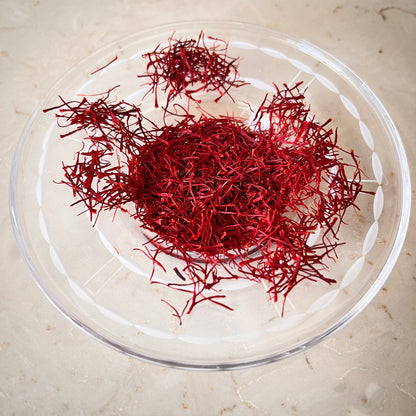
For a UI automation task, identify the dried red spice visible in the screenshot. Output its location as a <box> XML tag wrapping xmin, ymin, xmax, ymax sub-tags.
<box><xmin>45</xmin><ymin>33</ymin><xmax>367</xmax><ymax>323</ymax></box>
<box><xmin>90</xmin><ymin>55</ymin><xmax>118</xmax><ymax>75</ymax></box>
<box><xmin>46</xmin><ymin>84</ymin><xmax>364</xmax><ymax>319</ymax></box>
<box><xmin>139</xmin><ymin>31</ymin><xmax>247</xmax><ymax>107</ymax></box>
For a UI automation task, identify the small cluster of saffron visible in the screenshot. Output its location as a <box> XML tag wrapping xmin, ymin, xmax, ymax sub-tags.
<box><xmin>45</xmin><ymin>32</ymin><xmax>365</xmax><ymax>323</ymax></box>
<box><xmin>139</xmin><ymin>31</ymin><xmax>247</xmax><ymax>107</ymax></box>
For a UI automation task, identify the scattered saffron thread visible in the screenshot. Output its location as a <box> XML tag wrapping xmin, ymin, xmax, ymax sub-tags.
<box><xmin>90</xmin><ymin>55</ymin><xmax>118</xmax><ymax>75</ymax></box>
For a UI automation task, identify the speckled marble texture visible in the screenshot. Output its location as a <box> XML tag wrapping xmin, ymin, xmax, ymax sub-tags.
<box><xmin>1</xmin><ymin>0</ymin><xmax>415</xmax><ymax>415</ymax></box>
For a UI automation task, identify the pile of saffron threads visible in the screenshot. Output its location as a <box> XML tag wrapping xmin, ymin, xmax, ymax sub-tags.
<box><xmin>139</xmin><ymin>31</ymin><xmax>247</xmax><ymax>107</ymax></box>
<box><xmin>45</xmin><ymin>33</ymin><xmax>365</xmax><ymax>323</ymax></box>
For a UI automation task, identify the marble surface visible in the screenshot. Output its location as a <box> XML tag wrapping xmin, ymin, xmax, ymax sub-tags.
<box><xmin>1</xmin><ymin>0</ymin><xmax>415</xmax><ymax>414</ymax></box>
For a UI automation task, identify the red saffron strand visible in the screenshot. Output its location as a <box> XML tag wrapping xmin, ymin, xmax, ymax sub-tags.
<box><xmin>90</xmin><ymin>55</ymin><xmax>118</xmax><ymax>75</ymax></box>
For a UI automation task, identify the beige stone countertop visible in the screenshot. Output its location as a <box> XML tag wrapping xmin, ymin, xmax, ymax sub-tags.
<box><xmin>1</xmin><ymin>0</ymin><xmax>415</xmax><ymax>415</ymax></box>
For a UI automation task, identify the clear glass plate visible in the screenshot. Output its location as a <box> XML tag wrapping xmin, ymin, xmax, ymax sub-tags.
<box><xmin>9</xmin><ymin>21</ymin><xmax>411</xmax><ymax>370</ymax></box>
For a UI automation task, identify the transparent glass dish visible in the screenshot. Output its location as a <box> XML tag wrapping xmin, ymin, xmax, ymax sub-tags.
<box><xmin>10</xmin><ymin>21</ymin><xmax>411</xmax><ymax>370</ymax></box>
